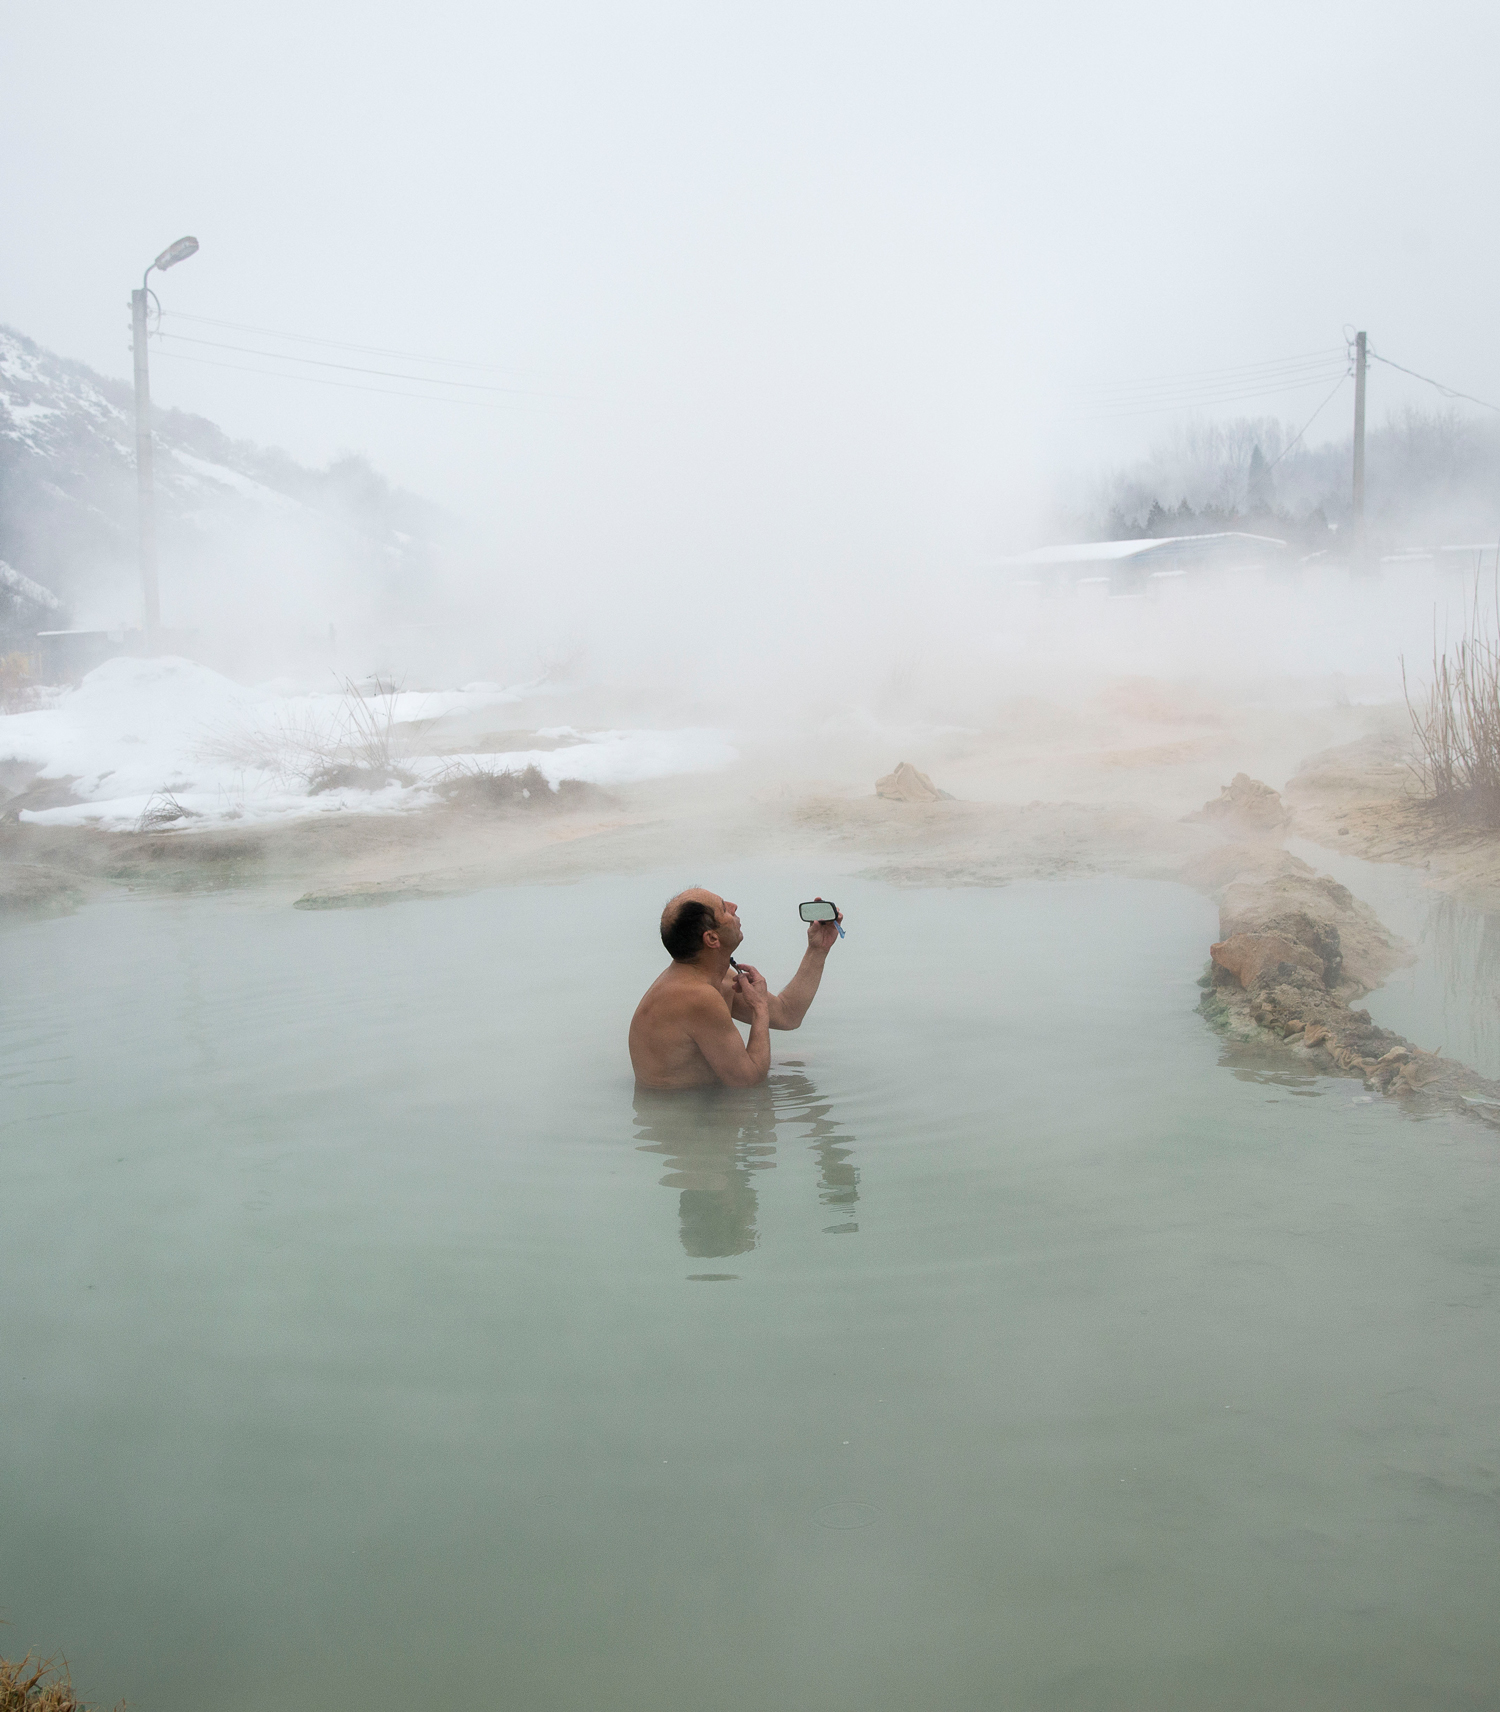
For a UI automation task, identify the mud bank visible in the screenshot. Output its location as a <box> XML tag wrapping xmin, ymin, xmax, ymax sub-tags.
<box><xmin>1288</xmin><ymin>733</ymin><xmax>1500</xmax><ymax>911</ymax></box>
<box><xmin>0</xmin><ymin>773</ymin><xmax>654</xmax><ymax>919</ymax></box>
<box><xmin>1</xmin><ymin>746</ymin><xmax>1235</xmax><ymax>921</ymax></box>
<box><xmin>0</xmin><ymin>736</ymin><xmax>1460</xmax><ymax>931</ymax></box>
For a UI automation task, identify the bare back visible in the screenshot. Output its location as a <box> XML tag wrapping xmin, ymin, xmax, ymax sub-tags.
<box><xmin>630</xmin><ymin>961</ymin><xmax>771</xmax><ymax>1089</ymax></box>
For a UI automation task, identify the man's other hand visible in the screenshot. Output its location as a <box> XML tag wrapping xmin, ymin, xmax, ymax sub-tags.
<box><xmin>735</xmin><ymin>965</ymin><xmax>770</xmax><ymax>1012</ymax></box>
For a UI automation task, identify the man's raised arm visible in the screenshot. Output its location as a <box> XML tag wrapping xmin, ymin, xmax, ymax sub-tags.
<box><xmin>731</xmin><ymin>910</ymin><xmax>841</xmax><ymax>1031</ymax></box>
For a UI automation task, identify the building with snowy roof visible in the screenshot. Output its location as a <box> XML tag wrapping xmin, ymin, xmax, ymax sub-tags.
<box><xmin>999</xmin><ymin>531</ymin><xmax>1289</xmax><ymax>594</ymax></box>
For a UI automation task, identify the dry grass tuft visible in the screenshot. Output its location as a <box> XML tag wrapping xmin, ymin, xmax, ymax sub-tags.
<box><xmin>0</xmin><ymin>1651</ymin><xmax>119</xmax><ymax>1712</ymax></box>
<box><xmin>201</xmin><ymin>676</ymin><xmax>417</xmax><ymax>792</ymax></box>
<box><xmin>136</xmin><ymin>790</ymin><xmax>202</xmax><ymax>833</ymax></box>
<box><xmin>1404</xmin><ymin>573</ymin><xmax>1500</xmax><ymax>828</ymax></box>
<box><xmin>336</xmin><ymin>676</ymin><xmax>406</xmax><ymax>774</ymax></box>
<box><xmin>306</xmin><ymin>762</ymin><xmax>413</xmax><ymax>795</ymax></box>
<box><xmin>0</xmin><ymin>651</ymin><xmax>39</xmax><ymax>713</ymax></box>
<box><xmin>435</xmin><ymin>761</ymin><xmax>596</xmax><ymax>812</ymax></box>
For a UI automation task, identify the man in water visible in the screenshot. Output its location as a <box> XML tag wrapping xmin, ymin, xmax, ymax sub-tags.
<box><xmin>629</xmin><ymin>888</ymin><xmax>843</xmax><ymax>1088</ymax></box>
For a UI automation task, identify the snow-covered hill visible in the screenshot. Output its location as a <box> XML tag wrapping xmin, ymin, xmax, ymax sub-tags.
<box><xmin>0</xmin><ymin>325</ymin><xmax>445</xmax><ymax>651</ymax></box>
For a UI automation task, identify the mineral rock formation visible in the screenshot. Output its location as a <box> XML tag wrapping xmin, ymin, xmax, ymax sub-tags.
<box><xmin>1184</xmin><ymin>843</ymin><xmax>1401</xmax><ymax>997</ymax></box>
<box><xmin>1209</xmin><ymin>931</ymin><xmax>1325</xmax><ymax>989</ymax></box>
<box><xmin>875</xmin><ymin>762</ymin><xmax>953</xmax><ymax>803</ymax></box>
<box><xmin>1190</xmin><ymin>772</ymin><xmax>1291</xmax><ymax>833</ymax></box>
<box><xmin>1198</xmin><ymin>856</ymin><xmax>1500</xmax><ymax>1122</ymax></box>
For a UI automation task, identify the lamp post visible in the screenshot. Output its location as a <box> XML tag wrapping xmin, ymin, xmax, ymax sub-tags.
<box><xmin>131</xmin><ymin>235</ymin><xmax>198</xmax><ymax>651</ymax></box>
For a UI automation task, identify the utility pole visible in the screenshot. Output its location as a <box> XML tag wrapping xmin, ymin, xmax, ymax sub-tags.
<box><xmin>130</xmin><ymin>283</ymin><xmax>159</xmax><ymax>647</ymax></box>
<box><xmin>1351</xmin><ymin>329</ymin><xmax>1367</xmax><ymax>557</ymax></box>
<box><xmin>129</xmin><ymin>235</ymin><xmax>199</xmax><ymax>652</ymax></box>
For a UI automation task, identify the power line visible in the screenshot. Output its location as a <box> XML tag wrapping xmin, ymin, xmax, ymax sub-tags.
<box><xmin>151</xmin><ymin>347</ymin><xmax>514</xmax><ymax>407</ymax></box>
<box><xmin>1080</xmin><ymin>333</ymin><xmax>1500</xmax><ymax>429</ymax></box>
<box><xmin>1084</xmin><ymin>348</ymin><xmax>1346</xmax><ymax>399</ymax></box>
<box><xmin>1366</xmin><ymin>347</ymin><xmax>1500</xmax><ymax>415</ymax></box>
<box><xmin>1082</xmin><ymin>346</ymin><xmax>1349</xmax><ymax>416</ymax></box>
<box><xmin>155</xmin><ymin>330</ymin><xmax>575</xmax><ymax>398</ymax></box>
<box><xmin>160</xmin><ymin>309</ymin><xmax>527</xmax><ymax>375</ymax></box>
<box><xmin>1089</xmin><ymin>347</ymin><xmax>1346</xmax><ymax>387</ymax></box>
<box><xmin>1086</xmin><ymin>368</ymin><xmax>1350</xmax><ymax>420</ymax></box>
<box><xmin>1089</xmin><ymin>372</ymin><xmax>1348</xmax><ymax>414</ymax></box>
<box><xmin>1263</xmin><ymin>371</ymin><xmax>1350</xmax><ymax>470</ymax></box>
<box><xmin>1087</xmin><ymin>361</ymin><xmax>1346</xmax><ymax>408</ymax></box>
<box><xmin>1089</xmin><ymin>364</ymin><xmax>1348</xmax><ymax>404</ymax></box>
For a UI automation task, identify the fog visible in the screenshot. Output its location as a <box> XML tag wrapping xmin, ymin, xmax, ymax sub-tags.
<box><xmin>13</xmin><ymin>15</ymin><xmax>1500</xmax><ymax>1702</ymax></box>
<box><xmin>3</xmin><ymin>0</ymin><xmax>1499</xmax><ymax>738</ymax></box>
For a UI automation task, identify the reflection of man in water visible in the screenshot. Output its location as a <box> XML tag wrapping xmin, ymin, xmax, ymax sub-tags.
<box><xmin>633</xmin><ymin>1085</ymin><xmax>776</xmax><ymax>1256</ymax></box>
<box><xmin>629</xmin><ymin>888</ymin><xmax>842</xmax><ymax>1088</ymax></box>
<box><xmin>633</xmin><ymin>1071</ymin><xmax>859</xmax><ymax>1256</ymax></box>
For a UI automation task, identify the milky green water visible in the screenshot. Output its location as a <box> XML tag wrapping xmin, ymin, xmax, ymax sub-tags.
<box><xmin>3</xmin><ymin>871</ymin><xmax>1498</xmax><ymax>1712</ymax></box>
<box><xmin>1287</xmin><ymin>836</ymin><xmax>1500</xmax><ymax>1082</ymax></box>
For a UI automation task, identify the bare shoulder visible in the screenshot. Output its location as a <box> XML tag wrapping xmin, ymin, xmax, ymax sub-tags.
<box><xmin>651</xmin><ymin>980</ymin><xmax>736</xmax><ymax>1041</ymax></box>
<box><xmin>675</xmin><ymin>982</ymin><xmax>732</xmax><ymax>1021</ymax></box>
<box><xmin>632</xmin><ymin>968</ymin><xmax>723</xmax><ymax>1024</ymax></box>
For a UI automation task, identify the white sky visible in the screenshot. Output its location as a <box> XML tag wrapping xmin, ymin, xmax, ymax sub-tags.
<box><xmin>3</xmin><ymin>0</ymin><xmax>1496</xmax><ymax>569</ymax></box>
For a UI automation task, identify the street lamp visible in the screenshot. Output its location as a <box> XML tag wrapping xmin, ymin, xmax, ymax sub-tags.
<box><xmin>131</xmin><ymin>235</ymin><xmax>199</xmax><ymax>650</ymax></box>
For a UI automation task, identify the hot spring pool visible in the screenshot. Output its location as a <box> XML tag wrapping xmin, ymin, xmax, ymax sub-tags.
<box><xmin>3</xmin><ymin>870</ymin><xmax>1498</xmax><ymax>1710</ymax></box>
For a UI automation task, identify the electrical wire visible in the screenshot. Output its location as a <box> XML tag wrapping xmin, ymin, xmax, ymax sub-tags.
<box><xmin>1088</xmin><ymin>347</ymin><xmax>1346</xmax><ymax>385</ymax></box>
<box><xmin>154</xmin><ymin>330</ymin><xmax>575</xmax><ymax>398</ymax></box>
<box><xmin>1081</xmin><ymin>347</ymin><xmax>1349</xmax><ymax>416</ymax></box>
<box><xmin>1088</xmin><ymin>374</ymin><xmax>1348</xmax><ymax>415</ymax></box>
<box><xmin>1086</xmin><ymin>363</ymin><xmax>1347</xmax><ymax>406</ymax></box>
<box><xmin>151</xmin><ymin>347</ymin><xmax>515</xmax><ymax>407</ymax></box>
<box><xmin>1085</xmin><ymin>368</ymin><xmax>1350</xmax><ymax>419</ymax></box>
<box><xmin>1366</xmin><ymin>347</ymin><xmax>1500</xmax><ymax>415</ymax></box>
<box><xmin>1263</xmin><ymin>370</ymin><xmax>1350</xmax><ymax>471</ymax></box>
<box><xmin>160</xmin><ymin>309</ymin><xmax>528</xmax><ymax>375</ymax></box>
<box><xmin>1084</xmin><ymin>348</ymin><xmax>1347</xmax><ymax>400</ymax></box>
<box><xmin>1088</xmin><ymin>377</ymin><xmax>1347</xmax><ymax>406</ymax></box>
<box><xmin>1088</xmin><ymin>367</ymin><xmax>1347</xmax><ymax>404</ymax></box>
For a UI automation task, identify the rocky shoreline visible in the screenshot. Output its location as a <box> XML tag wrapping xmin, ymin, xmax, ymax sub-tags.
<box><xmin>1190</xmin><ymin>781</ymin><xmax>1500</xmax><ymax>1126</ymax></box>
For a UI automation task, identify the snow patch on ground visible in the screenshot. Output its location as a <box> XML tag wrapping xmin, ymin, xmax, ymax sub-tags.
<box><xmin>1</xmin><ymin>656</ymin><xmax>737</xmax><ymax>831</ymax></box>
<box><xmin>409</xmin><ymin>729</ymin><xmax>738</xmax><ymax>790</ymax></box>
<box><xmin>167</xmin><ymin>449</ymin><xmax>303</xmax><ymax>510</ymax></box>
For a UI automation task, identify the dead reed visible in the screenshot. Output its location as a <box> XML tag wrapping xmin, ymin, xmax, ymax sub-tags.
<box><xmin>335</xmin><ymin>675</ymin><xmax>402</xmax><ymax>773</ymax></box>
<box><xmin>435</xmin><ymin>760</ymin><xmax>594</xmax><ymax>811</ymax></box>
<box><xmin>0</xmin><ymin>651</ymin><xmax>38</xmax><ymax>713</ymax></box>
<box><xmin>135</xmin><ymin>790</ymin><xmax>201</xmax><ymax>833</ymax></box>
<box><xmin>306</xmin><ymin>683</ymin><xmax>414</xmax><ymax>791</ymax></box>
<box><xmin>201</xmin><ymin>675</ymin><xmax>415</xmax><ymax>792</ymax></box>
<box><xmin>0</xmin><ymin>1651</ymin><xmax>118</xmax><ymax>1712</ymax></box>
<box><xmin>1403</xmin><ymin>572</ymin><xmax>1500</xmax><ymax>829</ymax></box>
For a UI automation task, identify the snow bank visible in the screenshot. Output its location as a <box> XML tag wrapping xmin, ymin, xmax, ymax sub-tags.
<box><xmin>409</xmin><ymin>728</ymin><xmax>738</xmax><ymax>790</ymax></box>
<box><xmin>0</xmin><ymin>656</ymin><xmax>737</xmax><ymax>832</ymax></box>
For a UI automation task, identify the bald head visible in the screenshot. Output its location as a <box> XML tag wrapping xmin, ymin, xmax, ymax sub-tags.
<box><xmin>660</xmin><ymin>888</ymin><xmax>722</xmax><ymax>963</ymax></box>
<box><xmin>660</xmin><ymin>887</ymin><xmax>749</xmax><ymax>965</ymax></box>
